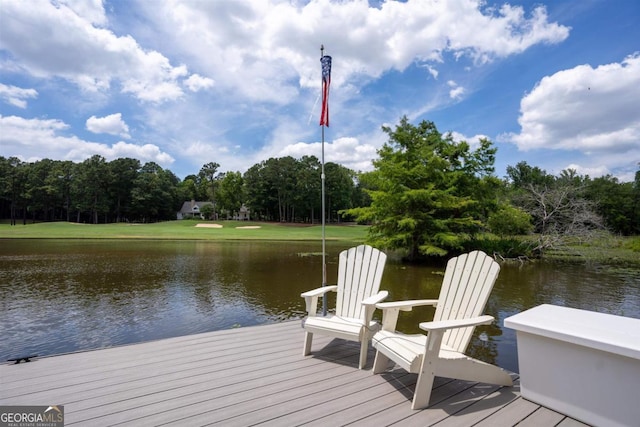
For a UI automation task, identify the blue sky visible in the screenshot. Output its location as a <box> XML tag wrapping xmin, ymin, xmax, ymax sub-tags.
<box><xmin>1</xmin><ymin>0</ymin><xmax>639</xmax><ymax>182</ymax></box>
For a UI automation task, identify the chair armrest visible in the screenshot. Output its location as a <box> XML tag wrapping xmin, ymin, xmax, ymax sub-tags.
<box><xmin>376</xmin><ymin>299</ymin><xmax>438</xmax><ymax>312</ymax></box>
<box><xmin>361</xmin><ymin>291</ymin><xmax>389</xmax><ymax>306</ymax></box>
<box><xmin>361</xmin><ymin>291</ymin><xmax>389</xmax><ymax>326</ymax></box>
<box><xmin>419</xmin><ymin>315</ymin><xmax>494</xmax><ymax>332</ymax></box>
<box><xmin>300</xmin><ymin>285</ymin><xmax>338</xmax><ymax>298</ymax></box>
<box><xmin>301</xmin><ymin>285</ymin><xmax>337</xmax><ymax>317</ymax></box>
<box><xmin>377</xmin><ymin>299</ymin><xmax>439</xmax><ymax>332</ymax></box>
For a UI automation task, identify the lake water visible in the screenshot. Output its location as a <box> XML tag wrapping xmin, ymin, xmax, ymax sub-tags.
<box><xmin>1</xmin><ymin>239</ymin><xmax>639</xmax><ymax>373</ymax></box>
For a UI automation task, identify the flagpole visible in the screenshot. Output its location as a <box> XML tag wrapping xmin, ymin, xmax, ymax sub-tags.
<box><xmin>320</xmin><ymin>44</ymin><xmax>327</xmax><ymax>317</ymax></box>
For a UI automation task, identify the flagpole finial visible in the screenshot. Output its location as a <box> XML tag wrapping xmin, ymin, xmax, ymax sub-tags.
<box><xmin>321</xmin><ymin>44</ymin><xmax>324</xmax><ymax>57</ymax></box>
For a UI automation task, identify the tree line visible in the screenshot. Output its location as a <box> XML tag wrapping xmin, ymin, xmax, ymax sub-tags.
<box><xmin>0</xmin><ymin>155</ymin><xmax>363</xmax><ymax>225</ymax></box>
<box><xmin>2</xmin><ymin>116</ymin><xmax>638</xmax><ymax>259</ymax></box>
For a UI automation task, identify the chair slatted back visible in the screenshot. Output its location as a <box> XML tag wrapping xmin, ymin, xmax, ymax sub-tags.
<box><xmin>434</xmin><ymin>251</ymin><xmax>500</xmax><ymax>353</ymax></box>
<box><xmin>336</xmin><ymin>245</ymin><xmax>387</xmax><ymax>319</ymax></box>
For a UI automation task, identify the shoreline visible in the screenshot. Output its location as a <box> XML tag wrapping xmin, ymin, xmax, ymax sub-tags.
<box><xmin>1</xmin><ymin>220</ymin><xmax>638</xmax><ymax>265</ymax></box>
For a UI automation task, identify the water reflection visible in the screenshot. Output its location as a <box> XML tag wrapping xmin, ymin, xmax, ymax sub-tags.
<box><xmin>1</xmin><ymin>240</ymin><xmax>638</xmax><ymax>374</ymax></box>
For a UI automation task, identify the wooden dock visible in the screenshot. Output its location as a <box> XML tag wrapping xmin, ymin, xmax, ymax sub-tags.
<box><xmin>1</xmin><ymin>321</ymin><xmax>587</xmax><ymax>426</ymax></box>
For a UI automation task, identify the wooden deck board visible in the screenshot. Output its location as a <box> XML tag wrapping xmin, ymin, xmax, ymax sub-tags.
<box><xmin>1</xmin><ymin>321</ymin><xmax>585</xmax><ymax>426</ymax></box>
<box><xmin>516</xmin><ymin>406</ymin><xmax>568</xmax><ymax>427</ymax></box>
<box><xmin>472</xmin><ymin>396</ymin><xmax>539</xmax><ymax>427</ymax></box>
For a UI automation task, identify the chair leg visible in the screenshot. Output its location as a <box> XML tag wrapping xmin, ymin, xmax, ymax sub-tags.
<box><xmin>373</xmin><ymin>350</ymin><xmax>390</xmax><ymax>374</ymax></box>
<box><xmin>358</xmin><ymin>340</ymin><xmax>369</xmax><ymax>369</ymax></box>
<box><xmin>411</xmin><ymin>369</ymin><xmax>435</xmax><ymax>410</ymax></box>
<box><xmin>303</xmin><ymin>331</ymin><xmax>313</xmax><ymax>356</ymax></box>
<box><xmin>412</xmin><ymin>330</ymin><xmax>443</xmax><ymax>410</ymax></box>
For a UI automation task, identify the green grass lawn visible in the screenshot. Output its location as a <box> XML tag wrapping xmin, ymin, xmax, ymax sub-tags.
<box><xmin>0</xmin><ymin>220</ymin><xmax>369</xmax><ymax>242</ymax></box>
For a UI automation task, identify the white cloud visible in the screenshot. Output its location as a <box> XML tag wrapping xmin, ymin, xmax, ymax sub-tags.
<box><xmin>0</xmin><ymin>83</ymin><xmax>38</xmax><ymax>108</ymax></box>
<box><xmin>447</xmin><ymin>80</ymin><xmax>465</xmax><ymax>100</ymax></box>
<box><xmin>0</xmin><ymin>0</ymin><xmax>198</xmax><ymax>103</ymax></box>
<box><xmin>449</xmin><ymin>131</ymin><xmax>489</xmax><ymax>150</ymax></box>
<box><xmin>465</xmin><ymin>4</ymin><xmax>570</xmax><ymax>61</ymax></box>
<box><xmin>423</xmin><ymin>65</ymin><xmax>439</xmax><ymax>79</ymax></box>
<box><xmin>86</xmin><ymin>113</ymin><xmax>130</xmax><ymax>138</ymax></box>
<box><xmin>184</xmin><ymin>74</ymin><xmax>215</xmax><ymax>92</ymax></box>
<box><xmin>563</xmin><ymin>163</ymin><xmax>611</xmax><ymax>179</ymax></box>
<box><xmin>135</xmin><ymin>0</ymin><xmax>569</xmax><ymax>101</ymax></box>
<box><xmin>0</xmin><ymin>115</ymin><xmax>174</xmax><ymax>166</ymax></box>
<box><xmin>183</xmin><ymin>140</ymin><xmax>233</xmax><ymax>163</ymax></box>
<box><xmin>507</xmin><ymin>53</ymin><xmax>640</xmax><ymax>180</ymax></box>
<box><xmin>328</xmin><ymin>136</ymin><xmax>379</xmax><ymax>171</ymax></box>
<box><xmin>0</xmin><ymin>0</ymin><xmax>575</xmax><ymax>178</ymax></box>
<box><xmin>511</xmin><ymin>53</ymin><xmax>640</xmax><ymax>152</ymax></box>
<box><xmin>110</xmin><ymin>141</ymin><xmax>174</xmax><ymax>165</ymax></box>
<box><xmin>279</xmin><ymin>136</ymin><xmax>378</xmax><ymax>172</ymax></box>
<box><xmin>512</xmin><ymin>54</ymin><xmax>640</xmax><ymax>152</ymax></box>
<box><xmin>59</xmin><ymin>0</ymin><xmax>107</xmax><ymax>26</ymax></box>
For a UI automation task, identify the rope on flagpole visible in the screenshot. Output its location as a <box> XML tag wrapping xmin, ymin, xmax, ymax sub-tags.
<box><xmin>308</xmin><ymin>92</ymin><xmax>321</xmax><ymax>125</ymax></box>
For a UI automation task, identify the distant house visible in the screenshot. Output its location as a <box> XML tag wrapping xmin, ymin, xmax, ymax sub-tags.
<box><xmin>234</xmin><ymin>205</ymin><xmax>250</xmax><ymax>221</ymax></box>
<box><xmin>219</xmin><ymin>204</ymin><xmax>251</xmax><ymax>220</ymax></box>
<box><xmin>177</xmin><ymin>200</ymin><xmax>214</xmax><ymax>220</ymax></box>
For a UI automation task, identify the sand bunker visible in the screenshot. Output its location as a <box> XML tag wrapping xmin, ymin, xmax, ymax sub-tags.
<box><xmin>235</xmin><ymin>226</ymin><xmax>261</xmax><ymax>229</ymax></box>
<box><xmin>195</xmin><ymin>223</ymin><xmax>223</xmax><ymax>228</ymax></box>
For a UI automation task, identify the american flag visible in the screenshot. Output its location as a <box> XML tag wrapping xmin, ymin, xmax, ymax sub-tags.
<box><xmin>320</xmin><ymin>55</ymin><xmax>332</xmax><ymax>127</ymax></box>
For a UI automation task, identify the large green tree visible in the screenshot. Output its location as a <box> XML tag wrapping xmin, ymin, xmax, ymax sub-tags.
<box><xmin>177</xmin><ymin>176</ymin><xmax>200</xmax><ymax>202</ymax></box>
<box><xmin>53</xmin><ymin>160</ymin><xmax>74</xmax><ymax>221</ymax></box>
<box><xmin>585</xmin><ymin>174</ymin><xmax>637</xmax><ymax>235</ymax></box>
<box><xmin>244</xmin><ymin>156</ymin><xmax>303</xmax><ymax>222</ymax></box>
<box><xmin>344</xmin><ymin>117</ymin><xmax>497</xmax><ymax>260</ymax></box>
<box><xmin>199</xmin><ymin>162</ymin><xmax>220</xmax><ymax>205</ymax></box>
<box><xmin>25</xmin><ymin>159</ymin><xmax>58</xmax><ymax>221</ymax></box>
<box><xmin>267</xmin><ymin>156</ymin><xmax>299</xmax><ymax>222</ymax></box>
<box><xmin>1</xmin><ymin>157</ymin><xmax>29</xmax><ymax>224</ymax></box>
<box><xmin>73</xmin><ymin>155</ymin><xmax>110</xmax><ymax>223</ymax></box>
<box><xmin>324</xmin><ymin>162</ymin><xmax>356</xmax><ymax>223</ymax></box>
<box><xmin>109</xmin><ymin>158</ymin><xmax>140</xmax><ymax>222</ymax></box>
<box><xmin>294</xmin><ymin>155</ymin><xmax>321</xmax><ymax>223</ymax></box>
<box><xmin>130</xmin><ymin>162</ymin><xmax>180</xmax><ymax>222</ymax></box>
<box><xmin>216</xmin><ymin>171</ymin><xmax>246</xmax><ymax>218</ymax></box>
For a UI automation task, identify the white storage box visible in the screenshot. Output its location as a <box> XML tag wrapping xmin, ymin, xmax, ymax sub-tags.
<box><xmin>504</xmin><ymin>304</ymin><xmax>640</xmax><ymax>427</ymax></box>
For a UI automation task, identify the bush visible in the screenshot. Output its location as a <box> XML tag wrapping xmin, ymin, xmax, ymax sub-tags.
<box><xmin>487</xmin><ymin>205</ymin><xmax>533</xmax><ymax>237</ymax></box>
<box><xmin>624</xmin><ymin>236</ymin><xmax>640</xmax><ymax>252</ymax></box>
<box><xmin>200</xmin><ymin>204</ymin><xmax>214</xmax><ymax>220</ymax></box>
<box><xmin>463</xmin><ymin>236</ymin><xmax>535</xmax><ymax>259</ymax></box>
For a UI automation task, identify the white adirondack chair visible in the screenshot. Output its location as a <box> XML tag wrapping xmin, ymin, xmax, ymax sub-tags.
<box><xmin>372</xmin><ymin>250</ymin><xmax>513</xmax><ymax>409</ymax></box>
<box><xmin>301</xmin><ymin>245</ymin><xmax>388</xmax><ymax>369</ymax></box>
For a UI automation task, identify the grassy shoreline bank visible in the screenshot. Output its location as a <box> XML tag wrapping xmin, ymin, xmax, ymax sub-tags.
<box><xmin>543</xmin><ymin>235</ymin><xmax>640</xmax><ymax>266</ymax></box>
<box><xmin>0</xmin><ymin>220</ymin><xmax>368</xmax><ymax>242</ymax></box>
<box><xmin>2</xmin><ymin>220</ymin><xmax>637</xmax><ymax>265</ymax></box>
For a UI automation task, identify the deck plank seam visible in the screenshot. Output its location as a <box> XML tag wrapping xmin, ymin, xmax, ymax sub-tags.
<box><xmin>1</xmin><ymin>325</ymin><xmax>306</xmax><ymax>382</ymax></box>
<box><xmin>72</xmin><ymin>363</ymin><xmax>369</xmax><ymax>426</ymax></box>
<box><xmin>61</xmin><ymin>347</ymin><xmax>365</xmax><ymax>422</ymax></box>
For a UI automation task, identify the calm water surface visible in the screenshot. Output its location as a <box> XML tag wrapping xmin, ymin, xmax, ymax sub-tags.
<box><xmin>1</xmin><ymin>239</ymin><xmax>639</xmax><ymax>373</ymax></box>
